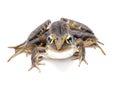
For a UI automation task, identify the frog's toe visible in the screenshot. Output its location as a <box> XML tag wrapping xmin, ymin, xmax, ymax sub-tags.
<box><xmin>77</xmin><ymin>56</ymin><xmax>88</xmax><ymax>67</ymax></box>
<box><xmin>28</xmin><ymin>63</ymin><xmax>41</xmax><ymax>72</ymax></box>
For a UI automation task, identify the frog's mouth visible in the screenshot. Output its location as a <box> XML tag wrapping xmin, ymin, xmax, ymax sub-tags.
<box><xmin>46</xmin><ymin>45</ymin><xmax>78</xmax><ymax>59</ymax></box>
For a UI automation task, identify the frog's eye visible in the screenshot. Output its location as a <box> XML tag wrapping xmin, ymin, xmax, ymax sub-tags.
<box><xmin>66</xmin><ymin>35</ymin><xmax>73</xmax><ymax>44</ymax></box>
<box><xmin>47</xmin><ymin>35</ymin><xmax>54</xmax><ymax>44</ymax></box>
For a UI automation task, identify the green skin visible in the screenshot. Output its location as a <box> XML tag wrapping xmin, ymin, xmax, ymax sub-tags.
<box><xmin>8</xmin><ymin>18</ymin><xmax>105</xmax><ymax>72</ymax></box>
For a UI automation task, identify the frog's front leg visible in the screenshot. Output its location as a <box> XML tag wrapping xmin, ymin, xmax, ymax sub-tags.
<box><xmin>73</xmin><ymin>39</ymin><xmax>88</xmax><ymax>67</ymax></box>
<box><xmin>28</xmin><ymin>47</ymin><xmax>46</xmax><ymax>72</ymax></box>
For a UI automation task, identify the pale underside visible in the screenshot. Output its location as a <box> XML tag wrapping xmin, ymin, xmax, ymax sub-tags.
<box><xmin>45</xmin><ymin>45</ymin><xmax>78</xmax><ymax>59</ymax></box>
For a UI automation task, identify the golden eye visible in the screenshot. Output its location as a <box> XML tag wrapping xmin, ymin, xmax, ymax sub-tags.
<box><xmin>66</xmin><ymin>35</ymin><xmax>73</xmax><ymax>44</ymax></box>
<box><xmin>47</xmin><ymin>35</ymin><xmax>54</xmax><ymax>44</ymax></box>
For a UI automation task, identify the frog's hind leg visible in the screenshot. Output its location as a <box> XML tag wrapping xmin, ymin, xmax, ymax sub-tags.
<box><xmin>8</xmin><ymin>42</ymin><xmax>25</xmax><ymax>52</ymax></box>
<box><xmin>60</xmin><ymin>18</ymin><xmax>94</xmax><ymax>34</ymax></box>
<box><xmin>8</xmin><ymin>42</ymin><xmax>26</xmax><ymax>62</ymax></box>
<box><xmin>95</xmin><ymin>41</ymin><xmax>106</xmax><ymax>55</ymax></box>
<box><xmin>7</xmin><ymin>47</ymin><xmax>24</xmax><ymax>62</ymax></box>
<box><xmin>84</xmin><ymin>37</ymin><xmax>106</xmax><ymax>55</ymax></box>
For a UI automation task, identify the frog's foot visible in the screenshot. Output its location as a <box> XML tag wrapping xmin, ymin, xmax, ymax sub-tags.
<box><xmin>28</xmin><ymin>47</ymin><xmax>46</xmax><ymax>72</ymax></box>
<box><xmin>84</xmin><ymin>37</ymin><xmax>106</xmax><ymax>55</ymax></box>
<box><xmin>8</xmin><ymin>48</ymin><xmax>24</xmax><ymax>62</ymax></box>
<box><xmin>7</xmin><ymin>42</ymin><xmax>25</xmax><ymax>62</ymax></box>
<box><xmin>73</xmin><ymin>39</ymin><xmax>88</xmax><ymax>67</ymax></box>
<box><xmin>96</xmin><ymin>41</ymin><xmax>106</xmax><ymax>55</ymax></box>
<box><xmin>73</xmin><ymin>52</ymin><xmax>88</xmax><ymax>67</ymax></box>
<box><xmin>28</xmin><ymin>57</ymin><xmax>45</xmax><ymax>72</ymax></box>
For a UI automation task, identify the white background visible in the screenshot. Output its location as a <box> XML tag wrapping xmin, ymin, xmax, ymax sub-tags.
<box><xmin>0</xmin><ymin>0</ymin><xmax>120</xmax><ymax>89</ymax></box>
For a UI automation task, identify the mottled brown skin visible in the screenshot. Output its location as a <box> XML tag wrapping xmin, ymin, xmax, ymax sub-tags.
<box><xmin>8</xmin><ymin>18</ymin><xmax>105</xmax><ymax>72</ymax></box>
<box><xmin>61</xmin><ymin>18</ymin><xmax>94</xmax><ymax>34</ymax></box>
<box><xmin>8</xmin><ymin>20</ymin><xmax>51</xmax><ymax>62</ymax></box>
<box><xmin>61</xmin><ymin>18</ymin><xmax>105</xmax><ymax>55</ymax></box>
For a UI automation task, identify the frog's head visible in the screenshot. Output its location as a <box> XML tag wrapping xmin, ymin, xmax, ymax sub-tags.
<box><xmin>47</xmin><ymin>21</ymin><xmax>74</xmax><ymax>51</ymax></box>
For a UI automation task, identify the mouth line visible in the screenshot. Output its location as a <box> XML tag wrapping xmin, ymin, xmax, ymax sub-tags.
<box><xmin>46</xmin><ymin>45</ymin><xmax>75</xmax><ymax>52</ymax></box>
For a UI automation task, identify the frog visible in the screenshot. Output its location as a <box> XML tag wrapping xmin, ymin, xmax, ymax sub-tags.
<box><xmin>8</xmin><ymin>18</ymin><xmax>105</xmax><ymax>72</ymax></box>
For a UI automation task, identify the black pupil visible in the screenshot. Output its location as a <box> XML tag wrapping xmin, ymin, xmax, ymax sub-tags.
<box><xmin>48</xmin><ymin>37</ymin><xmax>52</xmax><ymax>43</ymax></box>
<box><xmin>67</xmin><ymin>37</ymin><xmax>72</xmax><ymax>43</ymax></box>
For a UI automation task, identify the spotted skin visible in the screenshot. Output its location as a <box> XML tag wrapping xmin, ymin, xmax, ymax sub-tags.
<box><xmin>8</xmin><ymin>20</ymin><xmax>51</xmax><ymax>62</ymax></box>
<box><xmin>8</xmin><ymin>18</ymin><xmax>105</xmax><ymax>72</ymax></box>
<box><xmin>27</xmin><ymin>20</ymin><xmax>51</xmax><ymax>42</ymax></box>
<box><xmin>61</xmin><ymin>18</ymin><xmax>105</xmax><ymax>55</ymax></box>
<box><xmin>61</xmin><ymin>18</ymin><xmax>94</xmax><ymax>34</ymax></box>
